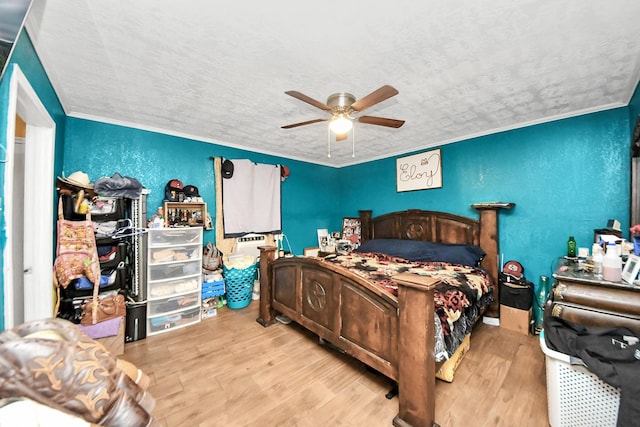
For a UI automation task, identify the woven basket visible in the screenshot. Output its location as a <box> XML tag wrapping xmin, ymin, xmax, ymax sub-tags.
<box><xmin>223</xmin><ymin>263</ymin><xmax>257</xmax><ymax>309</ymax></box>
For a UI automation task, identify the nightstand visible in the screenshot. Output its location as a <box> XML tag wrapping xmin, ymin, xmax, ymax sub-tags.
<box><xmin>549</xmin><ymin>259</ymin><xmax>640</xmax><ymax>333</ymax></box>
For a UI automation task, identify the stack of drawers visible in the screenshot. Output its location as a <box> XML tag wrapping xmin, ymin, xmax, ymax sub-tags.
<box><xmin>146</xmin><ymin>228</ymin><xmax>203</xmax><ymax>335</ymax></box>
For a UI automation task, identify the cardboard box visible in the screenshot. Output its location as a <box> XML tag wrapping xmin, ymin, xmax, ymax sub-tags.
<box><xmin>95</xmin><ymin>316</ymin><xmax>125</xmax><ymax>356</ymax></box>
<box><xmin>500</xmin><ymin>305</ymin><xmax>531</xmax><ymax>335</ymax></box>
<box><xmin>202</xmin><ymin>307</ymin><xmax>218</xmax><ymax>319</ymax></box>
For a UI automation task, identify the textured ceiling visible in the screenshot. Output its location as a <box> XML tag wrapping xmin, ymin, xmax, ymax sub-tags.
<box><xmin>24</xmin><ymin>0</ymin><xmax>640</xmax><ymax>167</ymax></box>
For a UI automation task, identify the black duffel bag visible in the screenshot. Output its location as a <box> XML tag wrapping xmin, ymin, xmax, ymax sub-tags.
<box><xmin>499</xmin><ymin>271</ymin><xmax>533</xmax><ymax>310</ymax></box>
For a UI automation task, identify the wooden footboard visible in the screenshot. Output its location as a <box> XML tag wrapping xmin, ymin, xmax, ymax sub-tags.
<box><xmin>257</xmin><ymin>246</ymin><xmax>439</xmax><ymax>427</ymax></box>
<box><xmin>256</xmin><ymin>205</ymin><xmax>510</xmax><ymax>426</ymax></box>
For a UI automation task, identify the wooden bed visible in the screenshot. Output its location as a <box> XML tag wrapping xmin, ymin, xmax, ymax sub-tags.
<box><xmin>257</xmin><ymin>205</ymin><xmax>509</xmax><ymax>427</ymax></box>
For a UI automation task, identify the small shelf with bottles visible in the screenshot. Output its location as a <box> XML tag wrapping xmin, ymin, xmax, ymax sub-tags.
<box><xmin>163</xmin><ymin>201</ymin><xmax>208</xmax><ymax>228</ymax></box>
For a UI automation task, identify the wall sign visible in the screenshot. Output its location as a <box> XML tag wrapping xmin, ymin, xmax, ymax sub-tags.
<box><xmin>396</xmin><ymin>148</ymin><xmax>442</xmax><ymax>192</ymax></box>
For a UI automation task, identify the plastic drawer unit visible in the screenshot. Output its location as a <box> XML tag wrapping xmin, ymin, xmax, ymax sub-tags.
<box><xmin>146</xmin><ymin>228</ymin><xmax>202</xmax><ymax>335</ymax></box>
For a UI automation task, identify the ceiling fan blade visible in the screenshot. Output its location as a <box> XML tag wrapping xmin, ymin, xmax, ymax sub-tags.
<box><xmin>281</xmin><ymin>118</ymin><xmax>327</xmax><ymax>129</ymax></box>
<box><xmin>285</xmin><ymin>91</ymin><xmax>332</xmax><ymax>111</ymax></box>
<box><xmin>350</xmin><ymin>85</ymin><xmax>399</xmax><ymax>112</ymax></box>
<box><xmin>358</xmin><ymin>116</ymin><xmax>405</xmax><ymax>128</ymax></box>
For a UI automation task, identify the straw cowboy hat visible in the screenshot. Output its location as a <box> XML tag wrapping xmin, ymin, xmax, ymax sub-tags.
<box><xmin>57</xmin><ymin>171</ymin><xmax>93</xmax><ymax>189</ymax></box>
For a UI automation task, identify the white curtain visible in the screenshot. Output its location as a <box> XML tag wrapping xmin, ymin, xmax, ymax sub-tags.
<box><xmin>222</xmin><ymin>159</ymin><xmax>281</xmax><ymax>237</ymax></box>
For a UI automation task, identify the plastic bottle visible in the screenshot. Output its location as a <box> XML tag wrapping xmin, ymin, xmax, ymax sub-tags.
<box><xmin>149</xmin><ymin>207</ymin><xmax>164</xmax><ymax>228</ymax></box>
<box><xmin>602</xmin><ymin>243</ymin><xmax>622</xmax><ymax>282</ymax></box>
<box><xmin>592</xmin><ymin>244</ymin><xmax>603</xmax><ymax>276</ymax></box>
<box><xmin>567</xmin><ymin>236</ymin><xmax>577</xmax><ymax>258</ymax></box>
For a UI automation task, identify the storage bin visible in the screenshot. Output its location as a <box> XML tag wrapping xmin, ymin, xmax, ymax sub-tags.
<box><xmin>150</xmin><ymin>246</ymin><xmax>200</xmax><ymax>263</ymax></box>
<box><xmin>148</xmin><ymin>228</ymin><xmax>202</xmax><ymax>246</ymax></box>
<box><xmin>148</xmin><ymin>291</ymin><xmax>200</xmax><ymax>315</ymax></box>
<box><xmin>97</xmin><ymin>242</ymin><xmax>128</xmax><ymax>269</ymax></box>
<box><xmin>90</xmin><ymin>197</ymin><xmax>126</xmax><ymax>221</ymax></box>
<box><xmin>202</xmin><ymin>280</ymin><xmax>225</xmax><ymax>299</ymax></box>
<box><xmin>62</xmin><ymin>264</ymin><xmax>127</xmax><ymax>299</ymax></box>
<box><xmin>223</xmin><ymin>263</ymin><xmax>257</xmax><ymax>309</ymax></box>
<box><xmin>148</xmin><ymin>259</ymin><xmax>201</xmax><ymax>281</ymax></box>
<box><xmin>540</xmin><ymin>333</ymin><xmax>620</xmax><ymax>427</ymax></box>
<box><xmin>148</xmin><ymin>277</ymin><xmax>200</xmax><ymax>297</ymax></box>
<box><xmin>148</xmin><ymin>307</ymin><xmax>200</xmax><ymax>334</ymax></box>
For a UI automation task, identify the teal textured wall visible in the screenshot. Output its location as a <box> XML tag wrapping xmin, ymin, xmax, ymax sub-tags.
<box><xmin>340</xmin><ymin>108</ymin><xmax>631</xmax><ymax>283</ymax></box>
<box><xmin>2</xmin><ymin>25</ymin><xmax>639</xmax><ymax>331</ymax></box>
<box><xmin>63</xmin><ymin>118</ymin><xmax>341</xmax><ymax>255</ymax></box>
<box><xmin>0</xmin><ymin>30</ymin><xmax>66</xmax><ymax>329</ymax></box>
<box><xmin>630</xmin><ymin>82</ymin><xmax>640</xmax><ymax>136</ymax></box>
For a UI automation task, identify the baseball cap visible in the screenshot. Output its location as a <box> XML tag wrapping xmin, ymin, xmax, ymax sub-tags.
<box><xmin>183</xmin><ymin>184</ymin><xmax>200</xmax><ymax>197</ymax></box>
<box><xmin>222</xmin><ymin>160</ymin><xmax>234</xmax><ymax>179</ymax></box>
<box><xmin>502</xmin><ymin>260</ymin><xmax>524</xmax><ymax>280</ymax></box>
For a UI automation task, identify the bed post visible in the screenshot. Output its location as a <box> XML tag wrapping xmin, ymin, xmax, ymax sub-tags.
<box><xmin>392</xmin><ymin>273</ymin><xmax>439</xmax><ymax>427</ymax></box>
<box><xmin>359</xmin><ymin>210</ymin><xmax>372</xmax><ymax>242</ymax></box>
<box><xmin>256</xmin><ymin>245</ymin><xmax>277</xmax><ymax>327</ymax></box>
<box><xmin>471</xmin><ymin>202</ymin><xmax>515</xmax><ymax>318</ymax></box>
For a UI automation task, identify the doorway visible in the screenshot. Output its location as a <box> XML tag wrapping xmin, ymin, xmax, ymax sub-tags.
<box><xmin>3</xmin><ymin>64</ymin><xmax>55</xmax><ymax>328</ymax></box>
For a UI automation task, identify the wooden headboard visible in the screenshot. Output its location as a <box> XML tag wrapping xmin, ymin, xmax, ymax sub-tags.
<box><xmin>358</xmin><ymin>205</ymin><xmax>512</xmax><ymax>317</ymax></box>
<box><xmin>359</xmin><ymin>209</ymin><xmax>480</xmax><ymax>245</ymax></box>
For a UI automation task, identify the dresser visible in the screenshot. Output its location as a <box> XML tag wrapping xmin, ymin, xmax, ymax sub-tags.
<box><xmin>146</xmin><ymin>227</ymin><xmax>203</xmax><ymax>335</ymax></box>
<box><xmin>549</xmin><ymin>259</ymin><xmax>640</xmax><ymax>333</ymax></box>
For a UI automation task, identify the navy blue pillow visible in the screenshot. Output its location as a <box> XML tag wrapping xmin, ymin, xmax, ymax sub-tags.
<box><xmin>355</xmin><ymin>239</ymin><xmax>485</xmax><ymax>266</ymax></box>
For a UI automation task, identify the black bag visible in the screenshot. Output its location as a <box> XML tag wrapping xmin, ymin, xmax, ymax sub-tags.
<box><xmin>499</xmin><ymin>272</ymin><xmax>533</xmax><ymax>309</ymax></box>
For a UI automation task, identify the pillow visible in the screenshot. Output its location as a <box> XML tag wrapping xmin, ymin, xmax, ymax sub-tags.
<box><xmin>355</xmin><ymin>238</ymin><xmax>485</xmax><ymax>266</ymax></box>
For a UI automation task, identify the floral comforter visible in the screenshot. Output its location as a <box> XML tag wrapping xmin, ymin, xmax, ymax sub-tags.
<box><xmin>324</xmin><ymin>251</ymin><xmax>494</xmax><ymax>360</ymax></box>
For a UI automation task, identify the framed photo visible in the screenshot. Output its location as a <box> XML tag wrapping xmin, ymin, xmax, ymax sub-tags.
<box><xmin>622</xmin><ymin>255</ymin><xmax>640</xmax><ymax>284</ymax></box>
<box><xmin>396</xmin><ymin>148</ymin><xmax>442</xmax><ymax>192</ymax></box>
<box><xmin>317</xmin><ymin>229</ymin><xmax>329</xmax><ymax>250</ymax></box>
<box><xmin>341</xmin><ymin>217</ymin><xmax>362</xmax><ymax>248</ymax></box>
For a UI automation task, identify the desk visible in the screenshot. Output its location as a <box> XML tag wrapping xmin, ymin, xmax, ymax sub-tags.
<box><xmin>549</xmin><ymin>259</ymin><xmax>640</xmax><ymax>333</ymax></box>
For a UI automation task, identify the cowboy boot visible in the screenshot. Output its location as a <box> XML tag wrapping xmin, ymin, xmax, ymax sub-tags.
<box><xmin>0</xmin><ymin>318</ymin><xmax>156</xmax><ymax>426</ymax></box>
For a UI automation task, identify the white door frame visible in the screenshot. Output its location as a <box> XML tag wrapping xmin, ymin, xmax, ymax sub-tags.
<box><xmin>4</xmin><ymin>64</ymin><xmax>55</xmax><ymax>328</ymax></box>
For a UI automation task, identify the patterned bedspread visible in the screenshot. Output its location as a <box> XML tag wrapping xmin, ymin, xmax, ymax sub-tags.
<box><xmin>324</xmin><ymin>251</ymin><xmax>494</xmax><ymax>360</ymax></box>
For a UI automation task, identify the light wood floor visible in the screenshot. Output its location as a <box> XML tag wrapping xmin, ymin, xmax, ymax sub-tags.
<box><xmin>123</xmin><ymin>303</ymin><xmax>549</xmax><ymax>427</ymax></box>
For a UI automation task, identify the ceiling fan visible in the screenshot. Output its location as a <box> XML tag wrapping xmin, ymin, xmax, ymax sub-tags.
<box><xmin>281</xmin><ymin>85</ymin><xmax>405</xmax><ymax>143</ymax></box>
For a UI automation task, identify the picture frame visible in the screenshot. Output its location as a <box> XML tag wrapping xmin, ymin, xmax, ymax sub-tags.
<box><xmin>317</xmin><ymin>229</ymin><xmax>329</xmax><ymax>251</ymax></box>
<box><xmin>396</xmin><ymin>148</ymin><xmax>442</xmax><ymax>192</ymax></box>
<box><xmin>341</xmin><ymin>217</ymin><xmax>362</xmax><ymax>249</ymax></box>
<box><xmin>622</xmin><ymin>254</ymin><xmax>640</xmax><ymax>284</ymax></box>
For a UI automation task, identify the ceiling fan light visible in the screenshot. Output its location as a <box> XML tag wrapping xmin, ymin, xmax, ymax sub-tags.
<box><xmin>329</xmin><ymin>115</ymin><xmax>353</xmax><ymax>134</ymax></box>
